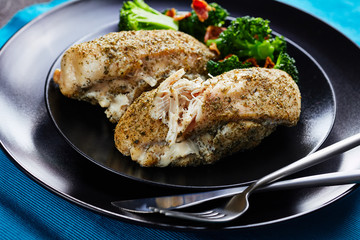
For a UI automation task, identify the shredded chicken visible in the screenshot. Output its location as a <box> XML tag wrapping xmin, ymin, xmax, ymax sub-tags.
<box><xmin>115</xmin><ymin>67</ymin><xmax>301</xmax><ymax>167</ymax></box>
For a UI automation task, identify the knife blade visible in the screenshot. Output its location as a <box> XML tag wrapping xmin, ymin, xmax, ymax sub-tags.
<box><xmin>112</xmin><ymin>170</ymin><xmax>360</xmax><ymax>213</ymax></box>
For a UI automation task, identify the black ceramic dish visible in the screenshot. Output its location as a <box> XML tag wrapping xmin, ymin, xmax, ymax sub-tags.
<box><xmin>46</xmin><ymin>19</ymin><xmax>335</xmax><ymax>188</ymax></box>
<box><xmin>1</xmin><ymin>0</ymin><xmax>360</xmax><ymax>230</ymax></box>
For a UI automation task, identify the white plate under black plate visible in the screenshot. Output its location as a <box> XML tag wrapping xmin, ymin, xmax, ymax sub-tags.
<box><xmin>1</xmin><ymin>0</ymin><xmax>360</xmax><ymax>230</ymax></box>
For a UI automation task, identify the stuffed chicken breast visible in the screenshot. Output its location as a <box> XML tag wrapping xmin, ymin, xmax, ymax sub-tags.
<box><xmin>53</xmin><ymin>30</ymin><xmax>215</xmax><ymax>122</ymax></box>
<box><xmin>114</xmin><ymin>67</ymin><xmax>301</xmax><ymax>167</ymax></box>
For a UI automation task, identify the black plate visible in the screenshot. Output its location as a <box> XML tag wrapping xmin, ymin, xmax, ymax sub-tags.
<box><xmin>1</xmin><ymin>0</ymin><xmax>360</xmax><ymax>230</ymax></box>
<box><xmin>46</xmin><ymin>21</ymin><xmax>335</xmax><ymax>188</ymax></box>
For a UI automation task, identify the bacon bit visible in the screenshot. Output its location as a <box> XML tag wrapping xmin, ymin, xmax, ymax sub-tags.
<box><xmin>264</xmin><ymin>56</ymin><xmax>275</xmax><ymax>68</ymax></box>
<box><xmin>173</xmin><ymin>12</ymin><xmax>192</xmax><ymax>21</ymax></box>
<box><xmin>53</xmin><ymin>68</ymin><xmax>61</xmax><ymax>84</ymax></box>
<box><xmin>164</xmin><ymin>8</ymin><xmax>176</xmax><ymax>18</ymax></box>
<box><xmin>219</xmin><ymin>54</ymin><xmax>234</xmax><ymax>62</ymax></box>
<box><xmin>191</xmin><ymin>0</ymin><xmax>214</xmax><ymax>22</ymax></box>
<box><xmin>224</xmin><ymin>54</ymin><xmax>234</xmax><ymax>59</ymax></box>
<box><xmin>165</xmin><ymin>8</ymin><xmax>191</xmax><ymax>21</ymax></box>
<box><xmin>254</xmin><ymin>35</ymin><xmax>271</xmax><ymax>40</ymax></box>
<box><xmin>192</xmin><ymin>92</ymin><xmax>201</xmax><ymax>97</ymax></box>
<box><xmin>182</xmin><ymin>117</ymin><xmax>197</xmax><ymax>138</ymax></box>
<box><xmin>208</xmin><ymin>42</ymin><xmax>220</xmax><ymax>55</ymax></box>
<box><xmin>244</xmin><ymin>58</ymin><xmax>259</xmax><ymax>67</ymax></box>
<box><xmin>204</xmin><ymin>26</ymin><xmax>226</xmax><ymax>42</ymax></box>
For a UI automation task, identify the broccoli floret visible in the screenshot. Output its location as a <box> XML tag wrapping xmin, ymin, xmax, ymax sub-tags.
<box><xmin>206</xmin><ymin>55</ymin><xmax>252</xmax><ymax>76</ymax></box>
<box><xmin>203</xmin><ymin>3</ymin><xmax>229</xmax><ymax>27</ymax></box>
<box><xmin>207</xmin><ymin>16</ymin><xmax>286</xmax><ymax>61</ymax></box>
<box><xmin>271</xmin><ymin>35</ymin><xmax>287</xmax><ymax>60</ymax></box>
<box><xmin>119</xmin><ymin>0</ymin><xmax>178</xmax><ymax>31</ymax></box>
<box><xmin>274</xmin><ymin>52</ymin><xmax>299</xmax><ymax>82</ymax></box>
<box><xmin>179</xmin><ymin>3</ymin><xmax>229</xmax><ymax>41</ymax></box>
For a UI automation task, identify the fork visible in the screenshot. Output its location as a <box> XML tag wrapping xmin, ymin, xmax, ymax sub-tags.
<box><xmin>150</xmin><ymin>132</ymin><xmax>360</xmax><ymax>222</ymax></box>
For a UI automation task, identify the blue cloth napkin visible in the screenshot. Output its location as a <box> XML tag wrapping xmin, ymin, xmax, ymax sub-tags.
<box><xmin>0</xmin><ymin>0</ymin><xmax>360</xmax><ymax>239</ymax></box>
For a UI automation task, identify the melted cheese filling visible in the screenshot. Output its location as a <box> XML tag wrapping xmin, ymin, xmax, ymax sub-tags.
<box><xmin>159</xmin><ymin>140</ymin><xmax>199</xmax><ymax>167</ymax></box>
<box><xmin>129</xmin><ymin>140</ymin><xmax>200</xmax><ymax>167</ymax></box>
<box><xmin>105</xmin><ymin>94</ymin><xmax>130</xmax><ymax>120</ymax></box>
<box><xmin>151</xmin><ymin>69</ymin><xmax>205</xmax><ymax>145</ymax></box>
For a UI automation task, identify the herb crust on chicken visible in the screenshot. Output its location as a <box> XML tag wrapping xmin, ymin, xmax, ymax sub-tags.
<box><xmin>115</xmin><ymin>67</ymin><xmax>301</xmax><ymax>167</ymax></box>
<box><xmin>53</xmin><ymin>30</ymin><xmax>215</xmax><ymax>123</ymax></box>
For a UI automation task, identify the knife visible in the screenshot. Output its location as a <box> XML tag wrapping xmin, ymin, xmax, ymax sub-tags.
<box><xmin>112</xmin><ymin>170</ymin><xmax>360</xmax><ymax>213</ymax></box>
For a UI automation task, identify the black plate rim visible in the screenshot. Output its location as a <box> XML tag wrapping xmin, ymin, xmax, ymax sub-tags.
<box><xmin>0</xmin><ymin>0</ymin><xmax>359</xmax><ymax>230</ymax></box>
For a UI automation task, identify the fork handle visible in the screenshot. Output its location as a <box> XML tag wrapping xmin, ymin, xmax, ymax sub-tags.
<box><xmin>173</xmin><ymin>170</ymin><xmax>360</xmax><ymax>209</ymax></box>
<box><xmin>249</xmin><ymin>133</ymin><xmax>360</xmax><ymax>192</ymax></box>
<box><xmin>262</xmin><ymin>170</ymin><xmax>360</xmax><ymax>191</ymax></box>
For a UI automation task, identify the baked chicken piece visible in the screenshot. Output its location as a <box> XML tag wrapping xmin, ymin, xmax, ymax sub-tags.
<box><xmin>53</xmin><ymin>30</ymin><xmax>215</xmax><ymax>123</ymax></box>
<box><xmin>115</xmin><ymin>67</ymin><xmax>301</xmax><ymax>167</ymax></box>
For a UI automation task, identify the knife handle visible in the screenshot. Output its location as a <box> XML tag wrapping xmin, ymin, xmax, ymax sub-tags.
<box><xmin>112</xmin><ymin>170</ymin><xmax>360</xmax><ymax>212</ymax></box>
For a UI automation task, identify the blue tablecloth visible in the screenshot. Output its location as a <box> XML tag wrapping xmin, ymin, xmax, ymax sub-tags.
<box><xmin>1</xmin><ymin>0</ymin><xmax>359</xmax><ymax>239</ymax></box>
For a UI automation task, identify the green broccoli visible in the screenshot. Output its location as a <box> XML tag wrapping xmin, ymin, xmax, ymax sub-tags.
<box><xmin>119</xmin><ymin>0</ymin><xmax>178</xmax><ymax>31</ymax></box>
<box><xmin>206</xmin><ymin>55</ymin><xmax>252</xmax><ymax>76</ymax></box>
<box><xmin>274</xmin><ymin>52</ymin><xmax>299</xmax><ymax>82</ymax></box>
<box><xmin>206</xmin><ymin>16</ymin><xmax>286</xmax><ymax>61</ymax></box>
<box><xmin>178</xmin><ymin>2</ymin><xmax>229</xmax><ymax>42</ymax></box>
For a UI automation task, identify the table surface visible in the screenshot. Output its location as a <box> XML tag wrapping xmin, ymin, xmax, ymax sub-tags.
<box><xmin>0</xmin><ymin>0</ymin><xmax>49</xmax><ymax>27</ymax></box>
<box><xmin>1</xmin><ymin>0</ymin><xmax>360</xmax><ymax>239</ymax></box>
